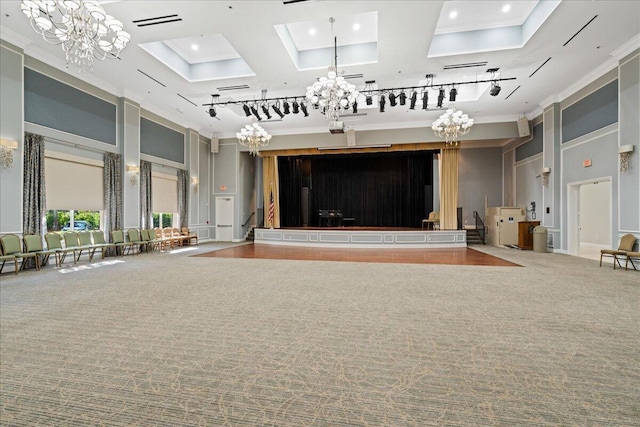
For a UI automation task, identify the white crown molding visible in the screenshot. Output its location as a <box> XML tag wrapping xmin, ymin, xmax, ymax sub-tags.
<box><xmin>539</xmin><ymin>56</ymin><xmax>619</xmax><ymax>109</ymax></box>
<box><xmin>0</xmin><ymin>26</ymin><xmax>31</xmax><ymax>50</ymax></box>
<box><xmin>527</xmin><ymin>106</ymin><xmax>544</xmax><ymax>121</ymax></box>
<box><xmin>611</xmin><ymin>34</ymin><xmax>640</xmax><ymax>60</ymax></box>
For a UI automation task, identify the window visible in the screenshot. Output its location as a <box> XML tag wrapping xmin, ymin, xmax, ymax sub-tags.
<box><xmin>152</xmin><ymin>172</ymin><xmax>178</xmax><ymax>228</ymax></box>
<box><xmin>152</xmin><ymin>213</ymin><xmax>174</xmax><ymax>228</ymax></box>
<box><xmin>46</xmin><ymin>210</ymin><xmax>101</xmax><ymax>231</ymax></box>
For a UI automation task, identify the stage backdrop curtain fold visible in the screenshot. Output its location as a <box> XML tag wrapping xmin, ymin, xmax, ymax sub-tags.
<box><xmin>262</xmin><ymin>156</ymin><xmax>280</xmax><ymax>228</ymax></box>
<box><xmin>139</xmin><ymin>160</ymin><xmax>152</xmax><ymax>229</ymax></box>
<box><xmin>439</xmin><ymin>148</ymin><xmax>459</xmax><ymax>230</ymax></box>
<box><xmin>177</xmin><ymin>169</ymin><xmax>189</xmax><ymax>229</ymax></box>
<box><xmin>23</xmin><ymin>132</ymin><xmax>46</xmax><ymax>268</ymax></box>
<box><xmin>103</xmin><ymin>152</ymin><xmax>122</xmax><ymax>243</ymax></box>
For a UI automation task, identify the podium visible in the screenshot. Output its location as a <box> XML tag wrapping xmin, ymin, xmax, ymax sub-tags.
<box><xmin>518</xmin><ymin>221</ymin><xmax>540</xmax><ymax>250</ymax></box>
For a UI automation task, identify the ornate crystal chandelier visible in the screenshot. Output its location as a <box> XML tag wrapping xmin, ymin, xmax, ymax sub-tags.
<box><xmin>21</xmin><ymin>0</ymin><xmax>131</xmax><ymax>72</ymax></box>
<box><xmin>236</xmin><ymin>122</ymin><xmax>272</xmax><ymax>156</ymax></box>
<box><xmin>431</xmin><ymin>107</ymin><xmax>474</xmax><ymax>146</ymax></box>
<box><xmin>306</xmin><ymin>18</ymin><xmax>358</xmax><ymax>123</ymax></box>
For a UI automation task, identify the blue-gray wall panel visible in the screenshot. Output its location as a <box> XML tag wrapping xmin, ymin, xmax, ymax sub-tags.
<box><xmin>516</xmin><ymin>123</ymin><xmax>543</xmax><ymax>161</ymax></box>
<box><xmin>140</xmin><ymin>117</ymin><xmax>185</xmax><ymax>164</ymax></box>
<box><xmin>24</xmin><ymin>68</ymin><xmax>116</xmax><ymax>145</ymax></box>
<box><xmin>562</xmin><ymin>80</ymin><xmax>618</xmax><ymax>143</ymax></box>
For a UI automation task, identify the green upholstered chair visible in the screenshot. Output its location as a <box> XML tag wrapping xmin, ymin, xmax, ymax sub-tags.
<box><xmin>23</xmin><ymin>234</ymin><xmax>59</xmax><ymax>269</ymax></box>
<box><xmin>78</xmin><ymin>231</ymin><xmax>101</xmax><ymax>261</ymax></box>
<box><xmin>127</xmin><ymin>229</ymin><xmax>145</xmax><ymax>254</ymax></box>
<box><xmin>0</xmin><ymin>234</ymin><xmax>38</xmax><ymax>271</ymax></box>
<box><xmin>145</xmin><ymin>229</ymin><xmax>161</xmax><ymax>252</ymax></box>
<box><xmin>91</xmin><ymin>231</ymin><xmax>116</xmax><ymax>257</ymax></box>
<box><xmin>45</xmin><ymin>232</ymin><xmax>77</xmax><ymax>266</ymax></box>
<box><xmin>111</xmin><ymin>230</ymin><xmax>134</xmax><ymax>256</ymax></box>
<box><xmin>600</xmin><ymin>234</ymin><xmax>637</xmax><ymax>269</ymax></box>
<box><xmin>63</xmin><ymin>232</ymin><xmax>84</xmax><ymax>263</ymax></box>
<box><xmin>0</xmin><ymin>241</ymin><xmax>19</xmax><ymax>275</ymax></box>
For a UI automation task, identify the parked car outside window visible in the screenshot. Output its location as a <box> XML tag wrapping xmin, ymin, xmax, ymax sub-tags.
<box><xmin>61</xmin><ymin>221</ymin><xmax>91</xmax><ymax>231</ymax></box>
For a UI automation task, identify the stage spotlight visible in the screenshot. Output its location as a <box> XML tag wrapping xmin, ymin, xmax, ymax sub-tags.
<box><xmin>389</xmin><ymin>92</ymin><xmax>397</xmax><ymax>107</ymax></box>
<box><xmin>261</xmin><ymin>104</ymin><xmax>272</xmax><ymax>119</ymax></box>
<box><xmin>422</xmin><ymin>91</ymin><xmax>429</xmax><ymax>110</ymax></box>
<box><xmin>272</xmin><ymin>102</ymin><xmax>284</xmax><ymax>119</ymax></box>
<box><xmin>300</xmin><ymin>102</ymin><xmax>309</xmax><ymax>117</ymax></box>
<box><xmin>490</xmin><ymin>82</ymin><xmax>501</xmax><ymax>96</ymax></box>
<box><xmin>208</xmin><ymin>107</ymin><xmax>216</xmax><ymax>118</ymax></box>
<box><xmin>292</xmin><ymin>100</ymin><xmax>300</xmax><ymax>114</ymax></box>
<box><xmin>449</xmin><ymin>87</ymin><xmax>457</xmax><ymax>102</ymax></box>
<box><xmin>242</xmin><ymin>103</ymin><xmax>251</xmax><ymax>117</ymax></box>
<box><xmin>437</xmin><ymin>87</ymin><xmax>445</xmax><ymax>108</ymax></box>
<box><xmin>283</xmin><ymin>99</ymin><xmax>291</xmax><ymax>114</ymax></box>
<box><xmin>409</xmin><ymin>91</ymin><xmax>417</xmax><ymax>110</ymax></box>
<box><xmin>399</xmin><ymin>91</ymin><xmax>406</xmax><ymax>106</ymax></box>
<box><xmin>365</xmin><ymin>95</ymin><xmax>373</xmax><ymax>106</ymax></box>
<box><xmin>352</xmin><ymin>101</ymin><xmax>358</xmax><ymax>114</ymax></box>
<box><xmin>250</xmin><ymin>105</ymin><xmax>262</xmax><ymax>121</ymax></box>
<box><xmin>379</xmin><ymin>94</ymin><xmax>386</xmax><ymax>112</ymax></box>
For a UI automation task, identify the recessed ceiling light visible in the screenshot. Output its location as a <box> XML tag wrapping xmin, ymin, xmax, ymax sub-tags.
<box><xmin>309</xmin><ymin>28</ymin><xmax>316</xmax><ymax>36</ymax></box>
<box><xmin>449</xmin><ymin>10</ymin><xmax>458</xmax><ymax>19</ymax></box>
<box><xmin>502</xmin><ymin>4</ymin><xmax>511</xmax><ymax>13</ymax></box>
<box><xmin>191</xmin><ymin>44</ymin><xmax>199</xmax><ymax>51</ymax></box>
<box><xmin>353</xmin><ymin>23</ymin><xmax>360</xmax><ymax>31</ymax></box>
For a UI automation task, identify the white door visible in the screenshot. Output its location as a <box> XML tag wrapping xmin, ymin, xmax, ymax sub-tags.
<box><xmin>215</xmin><ymin>197</ymin><xmax>234</xmax><ymax>241</ymax></box>
<box><xmin>578</xmin><ymin>181</ymin><xmax>611</xmax><ymax>260</ymax></box>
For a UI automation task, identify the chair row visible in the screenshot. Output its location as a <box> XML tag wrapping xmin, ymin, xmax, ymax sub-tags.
<box><xmin>599</xmin><ymin>233</ymin><xmax>638</xmax><ymax>271</ymax></box>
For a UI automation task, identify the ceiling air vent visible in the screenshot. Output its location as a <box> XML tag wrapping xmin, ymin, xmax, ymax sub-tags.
<box><xmin>529</xmin><ymin>57</ymin><xmax>551</xmax><ymax>78</ymax></box>
<box><xmin>177</xmin><ymin>94</ymin><xmax>197</xmax><ymax>107</ymax></box>
<box><xmin>443</xmin><ymin>61</ymin><xmax>487</xmax><ymax>70</ymax></box>
<box><xmin>137</xmin><ymin>69</ymin><xmax>166</xmax><ymax>87</ymax></box>
<box><xmin>283</xmin><ymin>0</ymin><xmax>314</xmax><ymax>5</ymax></box>
<box><xmin>133</xmin><ymin>14</ymin><xmax>182</xmax><ymax>27</ymax></box>
<box><xmin>217</xmin><ymin>85</ymin><xmax>250</xmax><ymax>91</ymax></box>
<box><xmin>563</xmin><ymin>15</ymin><xmax>597</xmax><ymax>47</ymax></box>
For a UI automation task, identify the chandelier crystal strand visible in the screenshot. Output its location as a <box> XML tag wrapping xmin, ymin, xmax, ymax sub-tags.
<box><xmin>431</xmin><ymin>107</ymin><xmax>474</xmax><ymax>146</ymax></box>
<box><xmin>236</xmin><ymin>123</ymin><xmax>272</xmax><ymax>156</ymax></box>
<box><xmin>21</xmin><ymin>0</ymin><xmax>131</xmax><ymax>72</ymax></box>
<box><xmin>305</xmin><ymin>17</ymin><xmax>359</xmax><ymax>122</ymax></box>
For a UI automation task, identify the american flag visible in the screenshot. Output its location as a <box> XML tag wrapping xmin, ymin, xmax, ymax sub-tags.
<box><xmin>268</xmin><ymin>190</ymin><xmax>275</xmax><ymax>227</ymax></box>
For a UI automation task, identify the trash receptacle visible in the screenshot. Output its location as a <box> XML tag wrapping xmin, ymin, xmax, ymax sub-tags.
<box><xmin>533</xmin><ymin>225</ymin><xmax>548</xmax><ymax>253</ymax></box>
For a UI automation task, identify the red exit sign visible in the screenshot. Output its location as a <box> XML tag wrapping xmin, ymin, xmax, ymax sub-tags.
<box><xmin>583</xmin><ymin>159</ymin><xmax>592</xmax><ymax>167</ymax></box>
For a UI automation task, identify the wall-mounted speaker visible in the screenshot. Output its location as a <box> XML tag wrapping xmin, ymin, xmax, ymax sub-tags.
<box><xmin>346</xmin><ymin>129</ymin><xmax>356</xmax><ymax>147</ymax></box>
<box><xmin>211</xmin><ymin>137</ymin><xmax>219</xmax><ymax>153</ymax></box>
<box><xmin>517</xmin><ymin>117</ymin><xmax>530</xmax><ymax>137</ymax></box>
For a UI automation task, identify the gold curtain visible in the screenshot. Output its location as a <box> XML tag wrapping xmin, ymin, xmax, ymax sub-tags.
<box><xmin>439</xmin><ymin>148</ymin><xmax>459</xmax><ymax>230</ymax></box>
<box><xmin>262</xmin><ymin>156</ymin><xmax>280</xmax><ymax>228</ymax></box>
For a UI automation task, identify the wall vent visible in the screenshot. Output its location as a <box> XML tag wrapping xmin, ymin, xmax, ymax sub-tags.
<box><xmin>443</xmin><ymin>61</ymin><xmax>487</xmax><ymax>70</ymax></box>
<box><xmin>137</xmin><ymin>69</ymin><xmax>166</xmax><ymax>87</ymax></box>
<box><xmin>217</xmin><ymin>85</ymin><xmax>250</xmax><ymax>91</ymax></box>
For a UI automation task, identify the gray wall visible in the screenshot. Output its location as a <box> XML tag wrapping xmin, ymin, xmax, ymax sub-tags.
<box><xmin>0</xmin><ymin>41</ymin><xmax>24</xmax><ymax>234</ymax></box>
<box><xmin>458</xmin><ymin>147</ymin><xmax>503</xmax><ymax>227</ymax></box>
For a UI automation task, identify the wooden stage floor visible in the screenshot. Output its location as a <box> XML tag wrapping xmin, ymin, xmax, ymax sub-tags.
<box><xmin>194</xmin><ymin>243</ymin><xmax>520</xmax><ymax>267</ymax></box>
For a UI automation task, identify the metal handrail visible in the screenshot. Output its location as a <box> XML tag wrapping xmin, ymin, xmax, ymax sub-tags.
<box><xmin>473</xmin><ymin>211</ymin><xmax>486</xmax><ymax>245</ymax></box>
<box><xmin>241</xmin><ymin>212</ymin><xmax>255</xmax><ymax>227</ymax></box>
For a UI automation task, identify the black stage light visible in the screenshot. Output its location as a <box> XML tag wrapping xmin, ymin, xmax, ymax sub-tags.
<box><xmin>261</xmin><ymin>104</ymin><xmax>272</xmax><ymax>119</ymax></box>
<box><xmin>242</xmin><ymin>103</ymin><xmax>251</xmax><ymax>117</ymax></box>
<box><xmin>300</xmin><ymin>102</ymin><xmax>308</xmax><ymax>116</ymax></box>
<box><xmin>365</xmin><ymin>95</ymin><xmax>373</xmax><ymax>105</ymax></box>
<box><xmin>422</xmin><ymin>91</ymin><xmax>429</xmax><ymax>110</ymax></box>
<box><xmin>292</xmin><ymin>100</ymin><xmax>300</xmax><ymax>114</ymax></box>
<box><xmin>352</xmin><ymin>101</ymin><xmax>358</xmax><ymax>114</ymax></box>
<box><xmin>208</xmin><ymin>107</ymin><xmax>216</xmax><ymax>117</ymax></box>
<box><xmin>399</xmin><ymin>91</ymin><xmax>406</xmax><ymax>106</ymax></box>
<box><xmin>272</xmin><ymin>103</ymin><xmax>284</xmax><ymax>118</ymax></box>
<box><xmin>449</xmin><ymin>87</ymin><xmax>457</xmax><ymax>102</ymax></box>
<box><xmin>409</xmin><ymin>91</ymin><xmax>417</xmax><ymax>110</ymax></box>
<box><xmin>250</xmin><ymin>105</ymin><xmax>262</xmax><ymax>121</ymax></box>
<box><xmin>389</xmin><ymin>92</ymin><xmax>397</xmax><ymax>107</ymax></box>
<box><xmin>437</xmin><ymin>87</ymin><xmax>445</xmax><ymax>108</ymax></box>
<box><xmin>490</xmin><ymin>82</ymin><xmax>501</xmax><ymax>96</ymax></box>
<box><xmin>379</xmin><ymin>94</ymin><xmax>386</xmax><ymax>112</ymax></box>
<box><xmin>283</xmin><ymin>100</ymin><xmax>291</xmax><ymax>114</ymax></box>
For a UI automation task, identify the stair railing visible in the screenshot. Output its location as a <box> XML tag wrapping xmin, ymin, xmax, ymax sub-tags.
<box><xmin>473</xmin><ymin>211</ymin><xmax>486</xmax><ymax>245</ymax></box>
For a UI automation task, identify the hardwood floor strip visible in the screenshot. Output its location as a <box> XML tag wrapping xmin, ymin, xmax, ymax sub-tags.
<box><xmin>194</xmin><ymin>244</ymin><xmax>520</xmax><ymax>267</ymax></box>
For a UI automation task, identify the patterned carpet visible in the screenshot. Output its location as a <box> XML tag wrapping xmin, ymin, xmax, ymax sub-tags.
<box><xmin>1</xmin><ymin>243</ymin><xmax>638</xmax><ymax>426</ymax></box>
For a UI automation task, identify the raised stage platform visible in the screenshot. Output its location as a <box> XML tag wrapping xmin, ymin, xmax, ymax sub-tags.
<box><xmin>254</xmin><ymin>227</ymin><xmax>467</xmax><ymax>249</ymax></box>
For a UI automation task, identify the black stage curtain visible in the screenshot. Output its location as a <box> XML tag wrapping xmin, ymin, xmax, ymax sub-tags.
<box><xmin>278</xmin><ymin>151</ymin><xmax>434</xmax><ymax>227</ymax></box>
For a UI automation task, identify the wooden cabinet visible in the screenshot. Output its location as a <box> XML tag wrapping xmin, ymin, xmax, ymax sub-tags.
<box><xmin>518</xmin><ymin>221</ymin><xmax>540</xmax><ymax>250</ymax></box>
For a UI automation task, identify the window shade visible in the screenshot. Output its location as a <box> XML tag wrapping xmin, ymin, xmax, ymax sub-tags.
<box><xmin>152</xmin><ymin>174</ymin><xmax>178</xmax><ymax>213</ymax></box>
<box><xmin>45</xmin><ymin>157</ymin><xmax>103</xmax><ymax>210</ymax></box>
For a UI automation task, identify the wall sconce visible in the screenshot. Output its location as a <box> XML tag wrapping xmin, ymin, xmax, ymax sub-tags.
<box><xmin>126</xmin><ymin>165</ymin><xmax>139</xmax><ymax>185</ymax></box>
<box><xmin>191</xmin><ymin>176</ymin><xmax>199</xmax><ymax>191</ymax></box>
<box><xmin>0</xmin><ymin>138</ymin><xmax>19</xmax><ymax>168</ymax></box>
<box><xmin>540</xmin><ymin>167</ymin><xmax>551</xmax><ymax>186</ymax></box>
<box><xmin>619</xmin><ymin>144</ymin><xmax>634</xmax><ymax>173</ymax></box>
